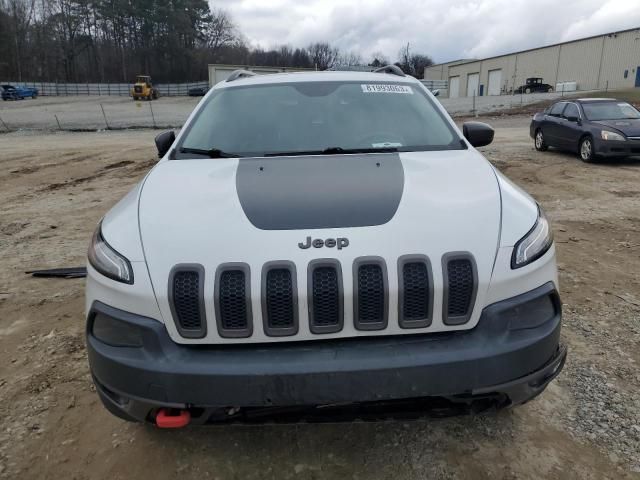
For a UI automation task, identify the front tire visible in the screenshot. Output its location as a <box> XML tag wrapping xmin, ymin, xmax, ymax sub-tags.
<box><xmin>535</xmin><ymin>129</ymin><xmax>548</xmax><ymax>151</ymax></box>
<box><xmin>547</xmin><ymin>87</ymin><xmax>553</xmax><ymax>93</ymax></box>
<box><xmin>579</xmin><ymin>136</ymin><xmax>597</xmax><ymax>163</ymax></box>
<box><xmin>525</xmin><ymin>87</ymin><xmax>531</xmax><ymax>94</ymax></box>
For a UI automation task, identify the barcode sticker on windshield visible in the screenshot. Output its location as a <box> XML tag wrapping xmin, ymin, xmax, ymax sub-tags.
<box><xmin>361</xmin><ymin>84</ymin><xmax>413</xmax><ymax>94</ymax></box>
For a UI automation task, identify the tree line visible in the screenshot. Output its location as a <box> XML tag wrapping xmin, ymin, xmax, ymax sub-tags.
<box><xmin>0</xmin><ymin>0</ymin><xmax>433</xmax><ymax>83</ymax></box>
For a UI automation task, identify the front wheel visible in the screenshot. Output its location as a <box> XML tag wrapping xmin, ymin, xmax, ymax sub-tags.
<box><xmin>579</xmin><ymin>137</ymin><xmax>597</xmax><ymax>163</ymax></box>
<box><xmin>547</xmin><ymin>87</ymin><xmax>553</xmax><ymax>93</ymax></box>
<box><xmin>525</xmin><ymin>87</ymin><xmax>531</xmax><ymax>94</ymax></box>
<box><xmin>535</xmin><ymin>129</ymin><xmax>548</xmax><ymax>151</ymax></box>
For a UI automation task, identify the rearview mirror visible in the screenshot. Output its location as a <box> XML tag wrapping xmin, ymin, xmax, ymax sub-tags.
<box><xmin>462</xmin><ymin>122</ymin><xmax>494</xmax><ymax>148</ymax></box>
<box><xmin>155</xmin><ymin>131</ymin><xmax>175</xmax><ymax>158</ymax></box>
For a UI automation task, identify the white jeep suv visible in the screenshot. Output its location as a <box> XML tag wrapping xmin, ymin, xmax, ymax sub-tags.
<box><xmin>86</xmin><ymin>67</ymin><xmax>566</xmax><ymax>426</ymax></box>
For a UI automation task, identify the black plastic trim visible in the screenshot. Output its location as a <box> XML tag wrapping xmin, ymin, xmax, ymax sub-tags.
<box><xmin>214</xmin><ymin>263</ymin><xmax>253</xmax><ymax>338</ymax></box>
<box><xmin>167</xmin><ymin>264</ymin><xmax>207</xmax><ymax>339</ymax></box>
<box><xmin>86</xmin><ymin>282</ymin><xmax>565</xmax><ymax>419</ymax></box>
<box><xmin>353</xmin><ymin>256</ymin><xmax>388</xmax><ymax>331</ymax></box>
<box><xmin>442</xmin><ymin>252</ymin><xmax>478</xmax><ymax>326</ymax></box>
<box><xmin>261</xmin><ymin>261</ymin><xmax>299</xmax><ymax>337</ymax></box>
<box><xmin>397</xmin><ymin>255</ymin><xmax>434</xmax><ymax>329</ymax></box>
<box><xmin>307</xmin><ymin>259</ymin><xmax>344</xmax><ymax>334</ymax></box>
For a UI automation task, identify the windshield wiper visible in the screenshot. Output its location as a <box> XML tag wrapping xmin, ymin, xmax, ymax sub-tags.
<box><xmin>179</xmin><ymin>147</ymin><xmax>241</xmax><ymax>158</ymax></box>
<box><xmin>265</xmin><ymin>146</ymin><xmax>398</xmax><ymax>157</ymax></box>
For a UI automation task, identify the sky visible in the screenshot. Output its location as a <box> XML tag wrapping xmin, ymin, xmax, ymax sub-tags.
<box><xmin>212</xmin><ymin>0</ymin><xmax>640</xmax><ymax>63</ymax></box>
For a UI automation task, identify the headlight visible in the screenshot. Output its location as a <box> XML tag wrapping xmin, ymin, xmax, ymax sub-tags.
<box><xmin>511</xmin><ymin>206</ymin><xmax>554</xmax><ymax>269</ymax></box>
<box><xmin>601</xmin><ymin>130</ymin><xmax>626</xmax><ymax>141</ymax></box>
<box><xmin>88</xmin><ymin>221</ymin><xmax>134</xmax><ymax>284</ymax></box>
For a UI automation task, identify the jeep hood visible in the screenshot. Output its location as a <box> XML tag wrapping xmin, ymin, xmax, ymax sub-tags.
<box><xmin>138</xmin><ymin>151</ymin><xmax>502</xmax><ymax>336</ymax></box>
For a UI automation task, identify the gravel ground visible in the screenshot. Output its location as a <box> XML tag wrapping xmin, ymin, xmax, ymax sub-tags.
<box><xmin>0</xmin><ymin>116</ymin><xmax>639</xmax><ymax>479</ymax></box>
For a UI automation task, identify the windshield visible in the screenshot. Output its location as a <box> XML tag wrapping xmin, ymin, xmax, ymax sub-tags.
<box><xmin>176</xmin><ymin>81</ymin><xmax>462</xmax><ymax>158</ymax></box>
<box><xmin>582</xmin><ymin>102</ymin><xmax>640</xmax><ymax>121</ymax></box>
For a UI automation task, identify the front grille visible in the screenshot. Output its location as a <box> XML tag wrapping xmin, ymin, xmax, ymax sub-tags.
<box><xmin>399</xmin><ymin>256</ymin><xmax>432</xmax><ymax>328</ymax></box>
<box><xmin>444</xmin><ymin>255</ymin><xmax>476</xmax><ymax>325</ymax></box>
<box><xmin>169</xmin><ymin>265</ymin><xmax>206</xmax><ymax>338</ymax></box>
<box><xmin>215</xmin><ymin>264</ymin><xmax>252</xmax><ymax>338</ymax></box>
<box><xmin>354</xmin><ymin>258</ymin><xmax>388</xmax><ymax>330</ymax></box>
<box><xmin>170</xmin><ymin>252</ymin><xmax>477</xmax><ymax>341</ymax></box>
<box><xmin>308</xmin><ymin>260</ymin><xmax>343</xmax><ymax>334</ymax></box>
<box><xmin>263</xmin><ymin>263</ymin><xmax>297</xmax><ymax>336</ymax></box>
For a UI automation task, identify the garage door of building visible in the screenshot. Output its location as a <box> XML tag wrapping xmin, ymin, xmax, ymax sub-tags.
<box><xmin>449</xmin><ymin>76</ymin><xmax>460</xmax><ymax>98</ymax></box>
<box><xmin>467</xmin><ymin>73</ymin><xmax>480</xmax><ymax>97</ymax></box>
<box><xmin>488</xmin><ymin>69</ymin><xmax>502</xmax><ymax>96</ymax></box>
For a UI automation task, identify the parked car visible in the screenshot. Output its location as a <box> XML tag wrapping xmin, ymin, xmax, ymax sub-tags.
<box><xmin>1</xmin><ymin>84</ymin><xmax>38</xmax><ymax>100</ymax></box>
<box><xmin>514</xmin><ymin>77</ymin><xmax>554</xmax><ymax>94</ymax></box>
<box><xmin>187</xmin><ymin>86</ymin><xmax>208</xmax><ymax>96</ymax></box>
<box><xmin>86</xmin><ymin>66</ymin><xmax>565</xmax><ymax>426</ymax></box>
<box><xmin>530</xmin><ymin>98</ymin><xmax>640</xmax><ymax>162</ymax></box>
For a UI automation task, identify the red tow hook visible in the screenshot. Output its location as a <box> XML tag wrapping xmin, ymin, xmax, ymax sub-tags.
<box><xmin>155</xmin><ymin>408</ymin><xmax>191</xmax><ymax>428</ymax></box>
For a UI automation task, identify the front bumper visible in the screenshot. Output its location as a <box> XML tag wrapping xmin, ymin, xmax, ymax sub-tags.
<box><xmin>594</xmin><ymin>138</ymin><xmax>640</xmax><ymax>158</ymax></box>
<box><xmin>87</xmin><ymin>282</ymin><xmax>566</xmax><ymax>423</ymax></box>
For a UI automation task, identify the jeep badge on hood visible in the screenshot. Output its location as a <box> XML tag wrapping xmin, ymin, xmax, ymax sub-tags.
<box><xmin>298</xmin><ymin>236</ymin><xmax>349</xmax><ymax>250</ymax></box>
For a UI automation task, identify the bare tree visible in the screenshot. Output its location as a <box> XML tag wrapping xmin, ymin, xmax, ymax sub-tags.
<box><xmin>409</xmin><ymin>54</ymin><xmax>433</xmax><ymax>79</ymax></box>
<box><xmin>204</xmin><ymin>7</ymin><xmax>238</xmax><ymax>59</ymax></box>
<box><xmin>369</xmin><ymin>51</ymin><xmax>389</xmax><ymax>67</ymax></box>
<box><xmin>307</xmin><ymin>42</ymin><xmax>339</xmax><ymax>70</ymax></box>
<box><xmin>395</xmin><ymin>43</ymin><xmax>433</xmax><ymax>78</ymax></box>
<box><xmin>336</xmin><ymin>50</ymin><xmax>362</xmax><ymax>67</ymax></box>
<box><xmin>4</xmin><ymin>0</ymin><xmax>37</xmax><ymax>81</ymax></box>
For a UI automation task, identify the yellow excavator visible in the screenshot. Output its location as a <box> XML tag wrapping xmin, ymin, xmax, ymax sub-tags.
<box><xmin>131</xmin><ymin>75</ymin><xmax>159</xmax><ymax>100</ymax></box>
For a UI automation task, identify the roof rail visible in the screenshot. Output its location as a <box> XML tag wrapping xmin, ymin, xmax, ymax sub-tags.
<box><xmin>226</xmin><ymin>69</ymin><xmax>257</xmax><ymax>82</ymax></box>
<box><xmin>373</xmin><ymin>65</ymin><xmax>406</xmax><ymax>77</ymax></box>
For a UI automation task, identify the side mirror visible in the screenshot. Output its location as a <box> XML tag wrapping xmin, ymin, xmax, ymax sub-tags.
<box><xmin>431</xmin><ymin>89</ymin><xmax>440</xmax><ymax>97</ymax></box>
<box><xmin>566</xmin><ymin>115</ymin><xmax>580</xmax><ymax>123</ymax></box>
<box><xmin>155</xmin><ymin>130</ymin><xmax>175</xmax><ymax>158</ymax></box>
<box><xmin>462</xmin><ymin>121</ymin><xmax>494</xmax><ymax>148</ymax></box>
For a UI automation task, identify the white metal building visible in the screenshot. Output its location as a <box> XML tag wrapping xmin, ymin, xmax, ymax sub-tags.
<box><xmin>425</xmin><ymin>28</ymin><xmax>640</xmax><ymax>98</ymax></box>
<box><xmin>208</xmin><ymin>64</ymin><xmax>312</xmax><ymax>87</ymax></box>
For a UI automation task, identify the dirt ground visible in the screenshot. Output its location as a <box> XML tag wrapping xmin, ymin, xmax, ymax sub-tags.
<box><xmin>0</xmin><ymin>118</ymin><xmax>639</xmax><ymax>480</ymax></box>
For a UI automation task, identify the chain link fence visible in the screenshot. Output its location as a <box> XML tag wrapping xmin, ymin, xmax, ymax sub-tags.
<box><xmin>0</xmin><ymin>81</ymin><xmax>209</xmax><ymax>97</ymax></box>
<box><xmin>0</xmin><ymin>96</ymin><xmax>199</xmax><ymax>132</ymax></box>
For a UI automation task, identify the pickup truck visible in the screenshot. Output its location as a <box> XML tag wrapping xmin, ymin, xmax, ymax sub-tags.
<box><xmin>1</xmin><ymin>84</ymin><xmax>39</xmax><ymax>100</ymax></box>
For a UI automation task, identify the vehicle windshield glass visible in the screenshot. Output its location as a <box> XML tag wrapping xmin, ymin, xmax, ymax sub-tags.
<box><xmin>176</xmin><ymin>81</ymin><xmax>462</xmax><ymax>158</ymax></box>
<box><xmin>582</xmin><ymin>102</ymin><xmax>640</xmax><ymax>121</ymax></box>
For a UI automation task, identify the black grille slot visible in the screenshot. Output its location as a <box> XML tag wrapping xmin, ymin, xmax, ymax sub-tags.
<box><xmin>263</xmin><ymin>263</ymin><xmax>297</xmax><ymax>336</ymax></box>
<box><xmin>399</xmin><ymin>257</ymin><xmax>432</xmax><ymax>328</ymax></box>
<box><xmin>219</xmin><ymin>271</ymin><xmax>248</xmax><ymax>329</ymax></box>
<box><xmin>215</xmin><ymin>264</ymin><xmax>252</xmax><ymax>338</ymax></box>
<box><xmin>309</xmin><ymin>261</ymin><xmax>343</xmax><ymax>334</ymax></box>
<box><xmin>169</xmin><ymin>266</ymin><xmax>206</xmax><ymax>339</ymax></box>
<box><xmin>444</xmin><ymin>256</ymin><xmax>476</xmax><ymax>325</ymax></box>
<box><xmin>354</xmin><ymin>258</ymin><xmax>387</xmax><ymax>330</ymax></box>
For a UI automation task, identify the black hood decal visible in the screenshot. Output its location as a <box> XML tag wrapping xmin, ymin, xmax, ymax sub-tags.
<box><xmin>236</xmin><ymin>154</ymin><xmax>404</xmax><ymax>230</ymax></box>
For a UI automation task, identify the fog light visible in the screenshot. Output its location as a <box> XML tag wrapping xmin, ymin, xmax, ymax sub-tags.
<box><xmin>504</xmin><ymin>294</ymin><xmax>557</xmax><ymax>330</ymax></box>
<box><xmin>92</xmin><ymin>312</ymin><xmax>143</xmax><ymax>347</ymax></box>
